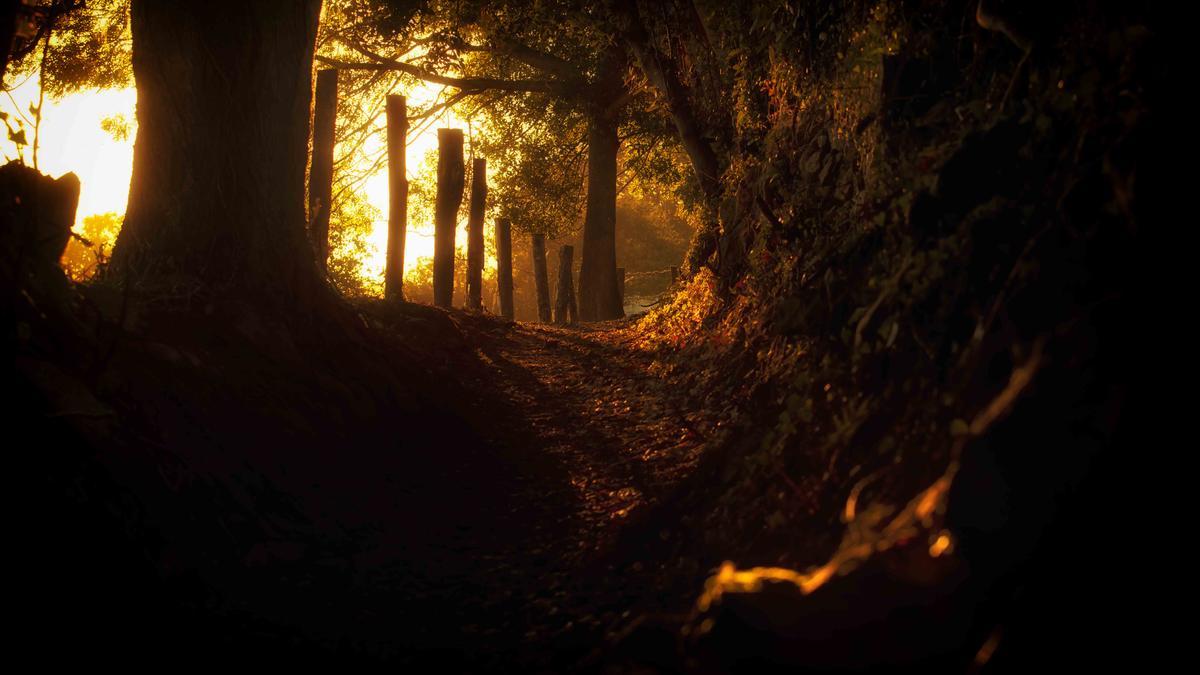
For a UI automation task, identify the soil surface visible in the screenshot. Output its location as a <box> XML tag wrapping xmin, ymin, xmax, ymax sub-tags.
<box><xmin>353</xmin><ymin>318</ymin><xmax>715</xmax><ymax>669</ymax></box>
<box><xmin>16</xmin><ymin>305</ymin><xmax>718</xmax><ymax>670</ymax></box>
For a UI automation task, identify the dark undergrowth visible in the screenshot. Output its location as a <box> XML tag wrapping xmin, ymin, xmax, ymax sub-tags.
<box><xmin>3</xmin><ymin>2</ymin><xmax>1154</xmax><ymax>672</ymax></box>
<box><xmin>596</xmin><ymin>2</ymin><xmax>1153</xmax><ymax>671</ymax></box>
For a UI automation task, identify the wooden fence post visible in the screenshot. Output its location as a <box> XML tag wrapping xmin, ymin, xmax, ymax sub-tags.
<box><xmin>554</xmin><ymin>245</ymin><xmax>577</xmax><ymax>325</ymax></box>
<box><xmin>495</xmin><ymin>216</ymin><xmax>514</xmax><ymax>319</ymax></box>
<box><xmin>531</xmin><ymin>233</ymin><xmax>551</xmax><ymax>322</ymax></box>
<box><xmin>434</xmin><ymin>128</ymin><xmax>464</xmax><ymax>308</ymax></box>
<box><xmin>384</xmin><ymin>94</ymin><xmax>407</xmax><ymax>300</ymax></box>
<box><xmin>466</xmin><ymin>157</ymin><xmax>487</xmax><ymax>311</ymax></box>
<box><xmin>308</xmin><ymin>68</ymin><xmax>337</xmax><ymax>270</ymax></box>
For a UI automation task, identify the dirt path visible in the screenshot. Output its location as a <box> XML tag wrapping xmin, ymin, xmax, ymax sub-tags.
<box><xmin>422</xmin><ymin>320</ymin><xmax>713</xmax><ymax>664</ymax></box>
<box><xmin>281</xmin><ymin>318</ymin><xmax>716</xmax><ymax>668</ymax></box>
<box><xmin>19</xmin><ymin>301</ymin><xmax>717</xmax><ymax>669</ymax></box>
<box><xmin>479</xmin><ymin>322</ymin><xmax>707</xmax><ymax>541</ymax></box>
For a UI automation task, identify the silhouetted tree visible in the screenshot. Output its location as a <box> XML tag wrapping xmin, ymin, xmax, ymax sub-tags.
<box><xmin>113</xmin><ymin>0</ymin><xmax>325</xmax><ymax>305</ymax></box>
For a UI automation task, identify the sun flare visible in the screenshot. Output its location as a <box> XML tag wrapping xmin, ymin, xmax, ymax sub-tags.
<box><xmin>1</xmin><ymin>74</ymin><xmax>476</xmax><ymax>290</ymax></box>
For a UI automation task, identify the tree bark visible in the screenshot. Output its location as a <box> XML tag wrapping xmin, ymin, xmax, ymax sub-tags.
<box><xmin>576</xmin><ymin>44</ymin><xmax>627</xmax><ymax>322</ymax></box>
<box><xmin>577</xmin><ymin>110</ymin><xmax>624</xmax><ymax>321</ymax></box>
<box><xmin>531</xmin><ymin>233</ymin><xmax>551</xmax><ymax>322</ymax></box>
<box><xmin>466</xmin><ymin>157</ymin><xmax>486</xmax><ymax>311</ymax></box>
<box><xmin>384</xmin><ymin>94</ymin><xmax>407</xmax><ymax>300</ymax></box>
<box><xmin>495</xmin><ymin>216</ymin><xmax>514</xmax><ymax>319</ymax></box>
<box><xmin>612</xmin><ymin>0</ymin><xmax>721</xmax><ymax>203</ymax></box>
<box><xmin>554</xmin><ymin>244</ymin><xmax>577</xmax><ymax>325</ymax></box>
<box><xmin>433</xmin><ymin>128</ymin><xmax>464</xmax><ymax>308</ymax></box>
<box><xmin>308</xmin><ymin>68</ymin><xmax>337</xmax><ymax>272</ymax></box>
<box><xmin>113</xmin><ymin>0</ymin><xmax>323</xmax><ymax>302</ymax></box>
<box><xmin>611</xmin><ymin>0</ymin><xmax>724</xmax><ymax>273</ymax></box>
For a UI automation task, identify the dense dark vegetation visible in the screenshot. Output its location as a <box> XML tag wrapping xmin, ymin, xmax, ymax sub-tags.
<box><xmin>3</xmin><ymin>0</ymin><xmax>1151</xmax><ymax>670</ymax></box>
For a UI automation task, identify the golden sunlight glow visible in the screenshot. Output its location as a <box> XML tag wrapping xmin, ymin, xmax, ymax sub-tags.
<box><xmin>928</xmin><ymin>532</ymin><xmax>952</xmax><ymax>558</ymax></box>
<box><xmin>1</xmin><ymin>74</ymin><xmax>485</xmax><ymax>291</ymax></box>
<box><xmin>1</xmin><ymin>80</ymin><xmax>136</xmax><ymax>229</ymax></box>
<box><xmin>355</xmin><ymin>102</ymin><xmax>495</xmax><ymax>285</ymax></box>
<box><xmin>696</xmin><ymin>464</ymin><xmax>959</xmax><ymax>614</ymax></box>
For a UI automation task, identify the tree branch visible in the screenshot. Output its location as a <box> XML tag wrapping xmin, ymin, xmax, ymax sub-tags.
<box><xmin>493</xmin><ymin>35</ymin><xmax>587</xmax><ymax>82</ymax></box>
<box><xmin>315</xmin><ymin>54</ymin><xmax>560</xmax><ymax>94</ymax></box>
<box><xmin>610</xmin><ymin>0</ymin><xmax>721</xmax><ymax>202</ymax></box>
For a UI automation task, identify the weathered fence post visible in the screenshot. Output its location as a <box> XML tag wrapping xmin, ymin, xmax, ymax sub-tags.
<box><xmin>617</xmin><ymin>267</ymin><xmax>625</xmax><ymax>307</ymax></box>
<box><xmin>531</xmin><ymin>233</ymin><xmax>551</xmax><ymax>322</ymax></box>
<box><xmin>495</xmin><ymin>216</ymin><xmax>514</xmax><ymax>319</ymax></box>
<box><xmin>554</xmin><ymin>245</ymin><xmax>577</xmax><ymax>325</ymax></box>
<box><xmin>494</xmin><ymin>216</ymin><xmax>513</xmax><ymax>319</ymax></box>
<box><xmin>308</xmin><ymin>68</ymin><xmax>337</xmax><ymax>270</ymax></box>
<box><xmin>434</xmin><ymin>128</ymin><xmax>464</xmax><ymax>308</ymax></box>
<box><xmin>384</xmin><ymin>94</ymin><xmax>407</xmax><ymax>300</ymax></box>
<box><xmin>466</xmin><ymin>158</ymin><xmax>487</xmax><ymax>311</ymax></box>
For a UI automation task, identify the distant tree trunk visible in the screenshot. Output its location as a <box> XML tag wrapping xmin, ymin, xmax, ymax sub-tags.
<box><xmin>554</xmin><ymin>244</ymin><xmax>577</xmax><ymax>325</ymax></box>
<box><xmin>433</xmin><ymin>128</ymin><xmax>464</xmax><ymax>308</ymax></box>
<box><xmin>384</xmin><ymin>94</ymin><xmax>407</xmax><ymax>300</ymax></box>
<box><xmin>577</xmin><ymin>44</ymin><xmax>626</xmax><ymax>322</ymax></box>
<box><xmin>113</xmin><ymin>0</ymin><xmax>324</xmax><ymax>302</ymax></box>
<box><xmin>466</xmin><ymin>157</ymin><xmax>486</xmax><ymax>311</ymax></box>
<box><xmin>308</xmin><ymin>68</ymin><xmax>337</xmax><ymax>272</ymax></box>
<box><xmin>495</xmin><ymin>216</ymin><xmax>514</xmax><ymax>319</ymax></box>
<box><xmin>531</xmin><ymin>233</ymin><xmax>551</xmax><ymax>322</ymax></box>
<box><xmin>577</xmin><ymin>110</ymin><xmax>624</xmax><ymax>321</ymax></box>
<box><xmin>617</xmin><ymin>267</ymin><xmax>625</xmax><ymax>306</ymax></box>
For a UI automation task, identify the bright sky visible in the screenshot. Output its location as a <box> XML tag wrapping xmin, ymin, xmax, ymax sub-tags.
<box><xmin>0</xmin><ymin>75</ymin><xmax>475</xmax><ymax>289</ymax></box>
<box><xmin>1</xmin><ymin>83</ymin><xmax>136</xmax><ymax>224</ymax></box>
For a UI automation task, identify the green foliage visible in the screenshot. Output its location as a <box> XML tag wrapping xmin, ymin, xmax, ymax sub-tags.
<box><xmin>61</xmin><ymin>211</ymin><xmax>122</xmax><ymax>281</ymax></box>
<box><xmin>4</xmin><ymin>0</ymin><xmax>132</xmax><ymax>96</ymax></box>
<box><xmin>622</xmin><ymin>0</ymin><xmax>1148</xmax><ymax>573</ymax></box>
<box><xmin>474</xmin><ymin>96</ymin><xmax>586</xmax><ymax>238</ymax></box>
<box><xmin>99</xmin><ymin>113</ymin><xmax>132</xmax><ymax>142</ymax></box>
<box><xmin>327</xmin><ymin>188</ymin><xmax>382</xmax><ymax>298</ymax></box>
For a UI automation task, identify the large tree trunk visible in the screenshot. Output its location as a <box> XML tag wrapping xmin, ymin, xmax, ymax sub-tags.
<box><xmin>113</xmin><ymin>0</ymin><xmax>323</xmax><ymax>302</ymax></box>
<box><xmin>577</xmin><ymin>110</ymin><xmax>624</xmax><ymax>321</ymax></box>
<box><xmin>308</xmin><ymin>68</ymin><xmax>337</xmax><ymax>272</ymax></box>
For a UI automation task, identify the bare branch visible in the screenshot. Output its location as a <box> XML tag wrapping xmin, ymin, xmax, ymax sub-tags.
<box><xmin>316</xmin><ymin>54</ymin><xmax>561</xmax><ymax>95</ymax></box>
<box><xmin>492</xmin><ymin>35</ymin><xmax>587</xmax><ymax>83</ymax></box>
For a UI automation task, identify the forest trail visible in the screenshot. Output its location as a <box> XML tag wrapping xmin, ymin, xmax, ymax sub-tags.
<box><xmin>414</xmin><ymin>319</ymin><xmax>714</xmax><ymax>661</ymax></box>
<box><xmin>248</xmin><ymin>315</ymin><xmax>717</xmax><ymax>667</ymax></box>
<box><xmin>476</xmin><ymin>322</ymin><xmax>707</xmax><ymax>538</ymax></box>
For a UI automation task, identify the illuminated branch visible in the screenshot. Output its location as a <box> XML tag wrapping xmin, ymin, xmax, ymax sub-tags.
<box><xmin>318</xmin><ymin>37</ymin><xmax>583</xmax><ymax>97</ymax></box>
<box><xmin>409</xmin><ymin>89</ymin><xmax>470</xmax><ymax>122</ymax></box>
<box><xmin>492</xmin><ymin>36</ymin><xmax>586</xmax><ymax>83</ymax></box>
<box><xmin>316</xmin><ymin>54</ymin><xmax>560</xmax><ymax>94</ymax></box>
<box><xmin>437</xmin><ymin>33</ymin><xmax>586</xmax><ymax>84</ymax></box>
